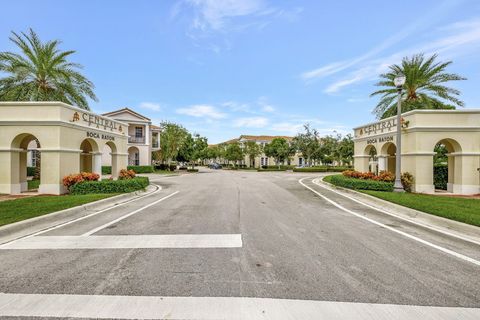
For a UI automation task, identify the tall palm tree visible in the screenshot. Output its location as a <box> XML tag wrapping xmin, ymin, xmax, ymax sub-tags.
<box><xmin>0</xmin><ymin>29</ymin><xmax>98</xmax><ymax>181</ymax></box>
<box><xmin>371</xmin><ymin>53</ymin><xmax>466</xmax><ymax>119</ymax></box>
<box><xmin>0</xmin><ymin>28</ymin><xmax>98</xmax><ymax>110</ymax></box>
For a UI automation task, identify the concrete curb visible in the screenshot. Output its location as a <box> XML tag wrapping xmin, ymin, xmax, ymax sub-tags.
<box><xmin>315</xmin><ymin>176</ymin><xmax>480</xmax><ymax>245</ymax></box>
<box><xmin>0</xmin><ymin>184</ymin><xmax>159</xmax><ymax>245</ymax></box>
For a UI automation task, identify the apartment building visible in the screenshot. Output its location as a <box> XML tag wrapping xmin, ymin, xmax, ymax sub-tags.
<box><xmin>101</xmin><ymin>108</ymin><xmax>160</xmax><ymax>166</ymax></box>
<box><xmin>220</xmin><ymin>135</ymin><xmax>303</xmax><ymax>168</ymax></box>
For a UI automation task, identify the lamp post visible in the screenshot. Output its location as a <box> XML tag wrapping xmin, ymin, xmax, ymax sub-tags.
<box><xmin>393</xmin><ymin>73</ymin><xmax>406</xmax><ymax>192</ymax></box>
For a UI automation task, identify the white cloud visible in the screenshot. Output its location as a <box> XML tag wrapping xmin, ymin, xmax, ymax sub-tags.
<box><xmin>176</xmin><ymin>104</ymin><xmax>227</xmax><ymax>119</ymax></box>
<box><xmin>138</xmin><ymin>102</ymin><xmax>162</xmax><ymax>111</ymax></box>
<box><xmin>233</xmin><ymin>117</ymin><xmax>269</xmax><ymax>128</ymax></box>
<box><xmin>257</xmin><ymin>96</ymin><xmax>275</xmax><ymax>112</ymax></box>
<box><xmin>270</xmin><ymin>122</ymin><xmax>304</xmax><ymax>134</ymax></box>
<box><xmin>185</xmin><ymin>0</ymin><xmax>266</xmax><ymax>31</ymax></box>
<box><xmin>310</xmin><ymin>17</ymin><xmax>480</xmax><ymax>94</ymax></box>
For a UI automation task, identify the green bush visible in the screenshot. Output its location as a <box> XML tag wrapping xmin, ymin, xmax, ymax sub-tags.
<box><xmin>434</xmin><ymin>163</ymin><xmax>448</xmax><ymax>190</ymax></box>
<box><xmin>70</xmin><ymin>177</ymin><xmax>149</xmax><ymax>195</ymax></box>
<box><xmin>27</xmin><ymin>166</ymin><xmax>36</xmax><ymax>176</ymax></box>
<box><xmin>102</xmin><ymin>166</ymin><xmax>112</xmax><ymax>174</ymax></box>
<box><xmin>293</xmin><ymin>166</ymin><xmax>351</xmax><ymax>173</ymax></box>
<box><xmin>257</xmin><ymin>168</ymin><xmax>287</xmax><ymax>172</ymax></box>
<box><xmin>187</xmin><ymin>168</ymin><xmax>199</xmax><ymax>172</ymax></box>
<box><xmin>127</xmin><ymin>165</ymin><xmax>154</xmax><ymax>173</ymax></box>
<box><xmin>326</xmin><ymin>174</ymin><xmax>394</xmax><ymax>192</ymax></box>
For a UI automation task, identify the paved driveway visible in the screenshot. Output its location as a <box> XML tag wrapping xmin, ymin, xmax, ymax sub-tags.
<box><xmin>0</xmin><ymin>169</ymin><xmax>479</xmax><ymax>319</ymax></box>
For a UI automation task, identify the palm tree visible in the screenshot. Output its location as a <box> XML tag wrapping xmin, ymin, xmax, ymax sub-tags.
<box><xmin>0</xmin><ymin>28</ymin><xmax>98</xmax><ymax>110</ymax></box>
<box><xmin>371</xmin><ymin>53</ymin><xmax>466</xmax><ymax>119</ymax></box>
<box><xmin>0</xmin><ymin>29</ymin><xmax>98</xmax><ymax>180</ymax></box>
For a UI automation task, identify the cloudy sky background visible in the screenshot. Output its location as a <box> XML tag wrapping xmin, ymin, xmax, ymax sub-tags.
<box><xmin>1</xmin><ymin>0</ymin><xmax>480</xmax><ymax>143</ymax></box>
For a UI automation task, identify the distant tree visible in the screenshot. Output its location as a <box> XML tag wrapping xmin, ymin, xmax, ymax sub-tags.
<box><xmin>0</xmin><ymin>29</ymin><xmax>98</xmax><ymax>109</ymax></box>
<box><xmin>177</xmin><ymin>133</ymin><xmax>208</xmax><ymax>168</ymax></box>
<box><xmin>264</xmin><ymin>138</ymin><xmax>292</xmax><ymax>168</ymax></box>
<box><xmin>224</xmin><ymin>142</ymin><xmax>244</xmax><ymax>167</ymax></box>
<box><xmin>292</xmin><ymin>124</ymin><xmax>320</xmax><ymax>166</ymax></box>
<box><xmin>338</xmin><ymin>134</ymin><xmax>354</xmax><ymax>165</ymax></box>
<box><xmin>159</xmin><ymin>121</ymin><xmax>188</xmax><ymax>165</ymax></box>
<box><xmin>244</xmin><ymin>141</ymin><xmax>262</xmax><ymax>167</ymax></box>
<box><xmin>371</xmin><ymin>53</ymin><xmax>466</xmax><ymax>119</ymax></box>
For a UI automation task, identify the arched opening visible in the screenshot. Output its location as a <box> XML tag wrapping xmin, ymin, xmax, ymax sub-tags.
<box><xmin>80</xmin><ymin>138</ymin><xmax>99</xmax><ymax>173</ymax></box>
<box><xmin>10</xmin><ymin>133</ymin><xmax>41</xmax><ymax>193</ymax></box>
<box><xmin>380</xmin><ymin>142</ymin><xmax>397</xmax><ymax>174</ymax></box>
<box><xmin>364</xmin><ymin>145</ymin><xmax>378</xmax><ymax>174</ymax></box>
<box><xmin>128</xmin><ymin>146</ymin><xmax>140</xmax><ymax>166</ymax></box>
<box><xmin>103</xmin><ymin>141</ymin><xmax>120</xmax><ymax>178</ymax></box>
<box><xmin>433</xmin><ymin>138</ymin><xmax>462</xmax><ymax>192</ymax></box>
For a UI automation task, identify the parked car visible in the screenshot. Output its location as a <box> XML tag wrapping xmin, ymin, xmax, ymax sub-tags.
<box><xmin>208</xmin><ymin>163</ymin><xmax>222</xmax><ymax>169</ymax></box>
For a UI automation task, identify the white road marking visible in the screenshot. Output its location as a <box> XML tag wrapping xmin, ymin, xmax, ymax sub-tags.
<box><xmin>0</xmin><ymin>293</ymin><xmax>478</xmax><ymax>319</ymax></box>
<box><xmin>299</xmin><ymin>178</ymin><xmax>480</xmax><ymax>267</ymax></box>
<box><xmin>82</xmin><ymin>191</ymin><xmax>179</xmax><ymax>236</ymax></box>
<box><xmin>312</xmin><ymin>178</ymin><xmax>480</xmax><ymax>246</ymax></box>
<box><xmin>0</xmin><ymin>234</ymin><xmax>242</xmax><ymax>249</ymax></box>
<box><xmin>1</xmin><ymin>184</ymin><xmax>163</xmax><ymax>245</ymax></box>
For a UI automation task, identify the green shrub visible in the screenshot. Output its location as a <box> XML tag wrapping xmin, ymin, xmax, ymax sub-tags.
<box><xmin>401</xmin><ymin>172</ymin><xmax>414</xmax><ymax>193</ymax></box>
<box><xmin>102</xmin><ymin>166</ymin><xmax>112</xmax><ymax>174</ymax></box>
<box><xmin>327</xmin><ymin>174</ymin><xmax>394</xmax><ymax>192</ymax></box>
<box><xmin>187</xmin><ymin>168</ymin><xmax>199</xmax><ymax>172</ymax></box>
<box><xmin>27</xmin><ymin>166</ymin><xmax>36</xmax><ymax>176</ymax></box>
<box><xmin>127</xmin><ymin>165</ymin><xmax>154</xmax><ymax>173</ymax></box>
<box><xmin>257</xmin><ymin>168</ymin><xmax>287</xmax><ymax>172</ymax></box>
<box><xmin>70</xmin><ymin>177</ymin><xmax>149</xmax><ymax>195</ymax></box>
<box><xmin>293</xmin><ymin>166</ymin><xmax>351</xmax><ymax>173</ymax></box>
<box><xmin>434</xmin><ymin>163</ymin><xmax>448</xmax><ymax>190</ymax></box>
<box><xmin>169</xmin><ymin>164</ymin><xmax>177</xmax><ymax>171</ymax></box>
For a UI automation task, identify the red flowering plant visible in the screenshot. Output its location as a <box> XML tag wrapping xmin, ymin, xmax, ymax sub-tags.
<box><xmin>119</xmin><ymin>169</ymin><xmax>136</xmax><ymax>180</ymax></box>
<box><xmin>63</xmin><ymin>172</ymin><xmax>100</xmax><ymax>191</ymax></box>
<box><xmin>342</xmin><ymin>170</ymin><xmax>395</xmax><ymax>182</ymax></box>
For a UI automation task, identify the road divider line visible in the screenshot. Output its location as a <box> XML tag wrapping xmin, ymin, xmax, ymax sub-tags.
<box><xmin>299</xmin><ymin>177</ymin><xmax>480</xmax><ymax>267</ymax></box>
<box><xmin>81</xmin><ymin>191</ymin><xmax>179</xmax><ymax>236</ymax></box>
<box><xmin>0</xmin><ymin>234</ymin><xmax>242</xmax><ymax>249</ymax></box>
<box><xmin>311</xmin><ymin>178</ymin><xmax>480</xmax><ymax>246</ymax></box>
<box><xmin>0</xmin><ymin>293</ymin><xmax>478</xmax><ymax>319</ymax></box>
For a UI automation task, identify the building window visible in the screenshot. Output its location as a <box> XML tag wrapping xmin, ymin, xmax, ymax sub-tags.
<box><xmin>135</xmin><ymin>127</ymin><xmax>143</xmax><ymax>138</ymax></box>
<box><xmin>299</xmin><ymin>157</ymin><xmax>303</xmax><ymax>166</ymax></box>
<box><xmin>30</xmin><ymin>150</ymin><xmax>39</xmax><ymax>167</ymax></box>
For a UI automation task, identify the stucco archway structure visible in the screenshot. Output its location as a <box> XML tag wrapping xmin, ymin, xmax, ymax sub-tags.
<box><xmin>353</xmin><ymin>110</ymin><xmax>480</xmax><ymax>195</ymax></box>
<box><xmin>0</xmin><ymin>102</ymin><xmax>129</xmax><ymax>194</ymax></box>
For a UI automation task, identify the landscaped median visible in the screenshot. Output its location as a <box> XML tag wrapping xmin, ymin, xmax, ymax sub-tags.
<box><xmin>0</xmin><ymin>169</ymin><xmax>150</xmax><ymax>228</ymax></box>
<box><xmin>323</xmin><ymin>172</ymin><xmax>480</xmax><ymax>227</ymax></box>
<box><xmin>293</xmin><ymin>166</ymin><xmax>352</xmax><ymax>173</ymax></box>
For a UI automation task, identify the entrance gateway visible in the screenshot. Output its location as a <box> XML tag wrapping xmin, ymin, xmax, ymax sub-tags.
<box><xmin>0</xmin><ymin>102</ymin><xmax>129</xmax><ymax>195</ymax></box>
<box><xmin>353</xmin><ymin>109</ymin><xmax>480</xmax><ymax>194</ymax></box>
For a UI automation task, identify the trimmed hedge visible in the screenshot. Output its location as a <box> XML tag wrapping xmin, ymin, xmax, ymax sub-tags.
<box><xmin>127</xmin><ymin>165</ymin><xmax>154</xmax><ymax>173</ymax></box>
<box><xmin>257</xmin><ymin>168</ymin><xmax>287</xmax><ymax>172</ymax></box>
<box><xmin>102</xmin><ymin>166</ymin><xmax>112</xmax><ymax>174</ymax></box>
<box><xmin>27</xmin><ymin>166</ymin><xmax>36</xmax><ymax>177</ymax></box>
<box><xmin>187</xmin><ymin>168</ymin><xmax>199</xmax><ymax>172</ymax></box>
<box><xmin>293</xmin><ymin>166</ymin><xmax>352</xmax><ymax>173</ymax></box>
<box><xmin>103</xmin><ymin>165</ymin><xmax>154</xmax><ymax>174</ymax></box>
<box><xmin>70</xmin><ymin>177</ymin><xmax>149</xmax><ymax>195</ymax></box>
<box><xmin>326</xmin><ymin>174</ymin><xmax>394</xmax><ymax>192</ymax></box>
<box><xmin>434</xmin><ymin>163</ymin><xmax>448</xmax><ymax>190</ymax></box>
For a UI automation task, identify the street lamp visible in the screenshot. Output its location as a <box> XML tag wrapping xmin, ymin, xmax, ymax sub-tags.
<box><xmin>393</xmin><ymin>73</ymin><xmax>406</xmax><ymax>192</ymax></box>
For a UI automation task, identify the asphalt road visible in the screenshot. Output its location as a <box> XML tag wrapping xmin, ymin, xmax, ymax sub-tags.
<box><xmin>0</xmin><ymin>169</ymin><xmax>479</xmax><ymax>319</ymax></box>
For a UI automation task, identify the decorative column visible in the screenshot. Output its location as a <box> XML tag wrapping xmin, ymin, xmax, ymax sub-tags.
<box><xmin>92</xmin><ymin>151</ymin><xmax>103</xmax><ymax>180</ymax></box>
<box><xmin>378</xmin><ymin>156</ymin><xmax>386</xmax><ymax>172</ymax></box>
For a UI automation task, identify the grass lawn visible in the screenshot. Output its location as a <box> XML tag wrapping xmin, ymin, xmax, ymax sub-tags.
<box><xmin>154</xmin><ymin>170</ymin><xmax>175</xmax><ymax>174</ymax></box>
<box><xmin>362</xmin><ymin>190</ymin><xmax>480</xmax><ymax>227</ymax></box>
<box><xmin>28</xmin><ymin>179</ymin><xmax>40</xmax><ymax>190</ymax></box>
<box><xmin>0</xmin><ymin>194</ymin><xmax>116</xmax><ymax>227</ymax></box>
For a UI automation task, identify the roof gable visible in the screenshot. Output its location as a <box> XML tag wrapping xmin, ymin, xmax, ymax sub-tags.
<box><xmin>102</xmin><ymin>108</ymin><xmax>151</xmax><ymax>122</ymax></box>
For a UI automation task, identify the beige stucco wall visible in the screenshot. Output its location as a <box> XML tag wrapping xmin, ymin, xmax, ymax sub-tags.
<box><xmin>353</xmin><ymin>110</ymin><xmax>480</xmax><ymax>194</ymax></box>
<box><xmin>0</xmin><ymin>102</ymin><xmax>129</xmax><ymax>195</ymax></box>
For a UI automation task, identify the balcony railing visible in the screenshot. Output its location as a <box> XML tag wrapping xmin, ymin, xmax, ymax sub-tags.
<box><xmin>128</xmin><ymin>136</ymin><xmax>145</xmax><ymax>144</ymax></box>
<box><xmin>152</xmin><ymin>142</ymin><xmax>160</xmax><ymax>148</ymax></box>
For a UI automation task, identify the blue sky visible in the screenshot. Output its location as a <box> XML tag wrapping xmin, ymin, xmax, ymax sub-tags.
<box><xmin>1</xmin><ymin>0</ymin><xmax>480</xmax><ymax>143</ymax></box>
